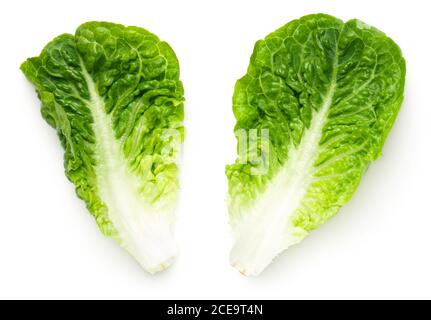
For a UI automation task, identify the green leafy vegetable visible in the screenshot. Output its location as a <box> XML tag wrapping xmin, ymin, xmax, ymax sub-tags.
<box><xmin>226</xmin><ymin>14</ymin><xmax>405</xmax><ymax>276</ymax></box>
<box><xmin>21</xmin><ymin>22</ymin><xmax>184</xmax><ymax>274</ymax></box>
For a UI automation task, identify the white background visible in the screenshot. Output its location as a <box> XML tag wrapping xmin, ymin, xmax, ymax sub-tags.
<box><xmin>0</xmin><ymin>0</ymin><xmax>429</xmax><ymax>300</ymax></box>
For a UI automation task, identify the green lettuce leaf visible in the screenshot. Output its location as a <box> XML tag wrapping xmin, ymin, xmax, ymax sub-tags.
<box><xmin>21</xmin><ymin>22</ymin><xmax>184</xmax><ymax>273</ymax></box>
<box><xmin>226</xmin><ymin>14</ymin><xmax>406</xmax><ymax>276</ymax></box>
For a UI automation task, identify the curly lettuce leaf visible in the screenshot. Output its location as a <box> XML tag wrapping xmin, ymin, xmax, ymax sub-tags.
<box><xmin>21</xmin><ymin>22</ymin><xmax>184</xmax><ymax>274</ymax></box>
<box><xmin>226</xmin><ymin>14</ymin><xmax>406</xmax><ymax>276</ymax></box>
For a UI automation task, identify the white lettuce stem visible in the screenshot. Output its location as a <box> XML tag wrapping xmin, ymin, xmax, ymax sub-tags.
<box><xmin>230</xmin><ymin>82</ymin><xmax>337</xmax><ymax>276</ymax></box>
<box><xmin>81</xmin><ymin>59</ymin><xmax>177</xmax><ymax>273</ymax></box>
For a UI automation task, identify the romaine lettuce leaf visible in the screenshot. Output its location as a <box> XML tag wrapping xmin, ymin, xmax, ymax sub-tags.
<box><xmin>226</xmin><ymin>14</ymin><xmax>406</xmax><ymax>276</ymax></box>
<box><xmin>21</xmin><ymin>22</ymin><xmax>184</xmax><ymax>274</ymax></box>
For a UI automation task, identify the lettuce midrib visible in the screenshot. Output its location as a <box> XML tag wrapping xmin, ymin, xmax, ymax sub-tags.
<box><xmin>230</xmin><ymin>57</ymin><xmax>340</xmax><ymax>275</ymax></box>
<box><xmin>79</xmin><ymin>56</ymin><xmax>177</xmax><ymax>271</ymax></box>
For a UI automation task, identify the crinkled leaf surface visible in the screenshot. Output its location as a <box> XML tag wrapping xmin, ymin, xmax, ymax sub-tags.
<box><xmin>21</xmin><ymin>22</ymin><xmax>184</xmax><ymax>273</ymax></box>
<box><xmin>226</xmin><ymin>14</ymin><xmax>405</xmax><ymax>276</ymax></box>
